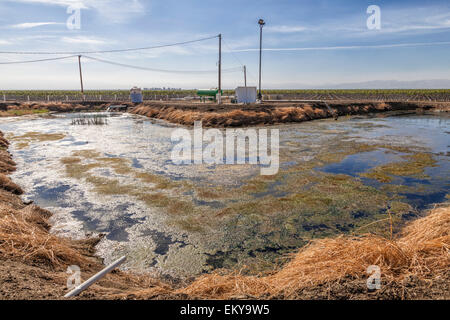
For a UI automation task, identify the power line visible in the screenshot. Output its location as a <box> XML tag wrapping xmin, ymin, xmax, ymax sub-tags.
<box><xmin>0</xmin><ymin>53</ymin><xmax>241</xmax><ymax>74</ymax></box>
<box><xmin>222</xmin><ymin>38</ymin><xmax>245</xmax><ymax>67</ymax></box>
<box><xmin>0</xmin><ymin>35</ymin><xmax>219</xmax><ymax>55</ymax></box>
<box><xmin>0</xmin><ymin>55</ymin><xmax>78</xmax><ymax>64</ymax></box>
<box><xmin>222</xmin><ymin>38</ymin><xmax>258</xmax><ymax>83</ymax></box>
<box><xmin>82</xmin><ymin>55</ymin><xmax>242</xmax><ymax>74</ymax></box>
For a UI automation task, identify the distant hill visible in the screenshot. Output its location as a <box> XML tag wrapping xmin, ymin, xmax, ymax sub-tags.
<box><xmin>310</xmin><ymin>79</ymin><xmax>450</xmax><ymax>89</ymax></box>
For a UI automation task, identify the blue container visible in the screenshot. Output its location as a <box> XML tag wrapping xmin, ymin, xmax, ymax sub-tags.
<box><xmin>130</xmin><ymin>92</ymin><xmax>143</xmax><ymax>103</ymax></box>
<box><xmin>130</xmin><ymin>87</ymin><xmax>143</xmax><ymax>103</ymax></box>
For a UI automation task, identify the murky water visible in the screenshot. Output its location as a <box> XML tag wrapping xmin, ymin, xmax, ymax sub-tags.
<box><xmin>0</xmin><ymin>112</ymin><xmax>448</xmax><ymax>277</ymax></box>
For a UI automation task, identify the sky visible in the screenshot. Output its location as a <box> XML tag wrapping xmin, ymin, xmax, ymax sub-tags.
<box><xmin>0</xmin><ymin>0</ymin><xmax>449</xmax><ymax>89</ymax></box>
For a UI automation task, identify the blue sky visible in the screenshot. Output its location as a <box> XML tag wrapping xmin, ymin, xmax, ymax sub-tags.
<box><xmin>0</xmin><ymin>0</ymin><xmax>449</xmax><ymax>89</ymax></box>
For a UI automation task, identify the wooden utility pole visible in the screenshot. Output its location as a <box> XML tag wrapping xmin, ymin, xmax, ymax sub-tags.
<box><xmin>218</xmin><ymin>34</ymin><xmax>222</xmax><ymax>104</ymax></box>
<box><xmin>78</xmin><ymin>55</ymin><xmax>84</xmax><ymax>94</ymax></box>
<box><xmin>243</xmin><ymin>65</ymin><xmax>247</xmax><ymax>87</ymax></box>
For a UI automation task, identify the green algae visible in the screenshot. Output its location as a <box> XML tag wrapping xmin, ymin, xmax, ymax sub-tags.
<box><xmin>9</xmin><ymin>131</ymin><xmax>66</xmax><ymax>149</ymax></box>
<box><xmin>360</xmin><ymin>152</ymin><xmax>436</xmax><ymax>182</ymax></box>
<box><xmin>60</xmin><ymin>149</ymin><xmax>198</xmax><ymax>225</ymax></box>
<box><xmin>56</xmin><ymin>136</ymin><xmax>436</xmax><ymax>274</ymax></box>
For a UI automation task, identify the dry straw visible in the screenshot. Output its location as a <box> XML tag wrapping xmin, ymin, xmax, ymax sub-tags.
<box><xmin>0</xmin><ymin>204</ymin><xmax>93</xmax><ymax>269</ymax></box>
<box><xmin>177</xmin><ymin>206</ymin><xmax>449</xmax><ymax>299</ymax></box>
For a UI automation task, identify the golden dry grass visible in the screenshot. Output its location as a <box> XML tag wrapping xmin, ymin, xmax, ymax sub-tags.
<box><xmin>1</xmin><ymin>102</ymin><xmax>109</xmax><ymax>115</ymax></box>
<box><xmin>0</xmin><ymin>173</ymin><xmax>23</xmax><ymax>194</ymax></box>
<box><xmin>175</xmin><ymin>205</ymin><xmax>449</xmax><ymax>299</ymax></box>
<box><xmin>0</xmin><ymin>152</ymin><xmax>16</xmax><ymax>174</ymax></box>
<box><xmin>130</xmin><ymin>102</ymin><xmax>398</xmax><ymax>127</ymax></box>
<box><xmin>0</xmin><ymin>203</ymin><xmax>95</xmax><ymax>270</ymax></box>
<box><xmin>131</xmin><ymin>104</ymin><xmax>329</xmax><ymax>127</ymax></box>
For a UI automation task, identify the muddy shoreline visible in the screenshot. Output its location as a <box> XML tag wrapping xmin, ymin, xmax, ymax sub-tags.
<box><xmin>0</xmin><ymin>117</ymin><xmax>449</xmax><ymax>299</ymax></box>
<box><xmin>129</xmin><ymin>101</ymin><xmax>450</xmax><ymax>127</ymax></box>
<box><xmin>1</xmin><ymin>100</ymin><xmax>449</xmax><ymax>127</ymax></box>
<box><xmin>0</xmin><ymin>130</ymin><xmax>171</xmax><ymax>299</ymax></box>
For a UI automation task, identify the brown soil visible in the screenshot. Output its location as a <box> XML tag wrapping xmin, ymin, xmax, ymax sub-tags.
<box><xmin>0</xmin><ymin>127</ymin><xmax>448</xmax><ymax>300</ymax></box>
<box><xmin>129</xmin><ymin>101</ymin><xmax>450</xmax><ymax>127</ymax></box>
<box><xmin>0</xmin><ymin>102</ymin><xmax>109</xmax><ymax>116</ymax></box>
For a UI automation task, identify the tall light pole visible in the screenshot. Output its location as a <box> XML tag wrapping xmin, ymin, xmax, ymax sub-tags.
<box><xmin>78</xmin><ymin>55</ymin><xmax>84</xmax><ymax>94</ymax></box>
<box><xmin>243</xmin><ymin>65</ymin><xmax>247</xmax><ymax>87</ymax></box>
<box><xmin>258</xmin><ymin>19</ymin><xmax>265</xmax><ymax>101</ymax></box>
<box><xmin>218</xmin><ymin>33</ymin><xmax>222</xmax><ymax>104</ymax></box>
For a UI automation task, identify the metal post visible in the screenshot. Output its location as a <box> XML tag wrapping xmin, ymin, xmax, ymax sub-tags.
<box><xmin>244</xmin><ymin>65</ymin><xmax>247</xmax><ymax>87</ymax></box>
<box><xmin>78</xmin><ymin>55</ymin><xmax>84</xmax><ymax>94</ymax></box>
<box><xmin>64</xmin><ymin>256</ymin><xmax>127</xmax><ymax>298</ymax></box>
<box><xmin>258</xmin><ymin>19</ymin><xmax>265</xmax><ymax>101</ymax></box>
<box><xmin>218</xmin><ymin>34</ymin><xmax>222</xmax><ymax>104</ymax></box>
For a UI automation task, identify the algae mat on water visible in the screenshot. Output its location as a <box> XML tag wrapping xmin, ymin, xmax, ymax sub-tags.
<box><xmin>2</xmin><ymin>114</ymin><xmax>447</xmax><ymax>276</ymax></box>
<box><xmin>57</xmin><ymin>141</ymin><xmax>429</xmax><ymax>273</ymax></box>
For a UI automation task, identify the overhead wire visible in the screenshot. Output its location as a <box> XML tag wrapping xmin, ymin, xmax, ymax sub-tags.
<box><xmin>0</xmin><ymin>54</ymin><xmax>242</xmax><ymax>74</ymax></box>
<box><xmin>82</xmin><ymin>54</ymin><xmax>242</xmax><ymax>74</ymax></box>
<box><xmin>0</xmin><ymin>34</ymin><xmax>245</xmax><ymax>85</ymax></box>
<box><xmin>222</xmin><ymin>38</ymin><xmax>258</xmax><ymax>83</ymax></box>
<box><xmin>0</xmin><ymin>35</ymin><xmax>219</xmax><ymax>55</ymax></box>
<box><xmin>0</xmin><ymin>55</ymin><xmax>79</xmax><ymax>64</ymax></box>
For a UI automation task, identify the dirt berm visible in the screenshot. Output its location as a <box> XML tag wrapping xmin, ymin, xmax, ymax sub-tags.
<box><xmin>129</xmin><ymin>101</ymin><xmax>450</xmax><ymax>127</ymax></box>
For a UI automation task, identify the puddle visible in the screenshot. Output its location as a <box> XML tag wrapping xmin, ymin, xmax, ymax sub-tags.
<box><xmin>319</xmin><ymin>149</ymin><xmax>405</xmax><ymax>176</ymax></box>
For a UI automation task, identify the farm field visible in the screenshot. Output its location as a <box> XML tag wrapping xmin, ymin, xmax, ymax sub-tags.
<box><xmin>1</xmin><ymin>89</ymin><xmax>450</xmax><ymax>102</ymax></box>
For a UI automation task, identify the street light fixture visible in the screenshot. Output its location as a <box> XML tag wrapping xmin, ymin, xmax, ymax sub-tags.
<box><xmin>258</xmin><ymin>19</ymin><xmax>265</xmax><ymax>101</ymax></box>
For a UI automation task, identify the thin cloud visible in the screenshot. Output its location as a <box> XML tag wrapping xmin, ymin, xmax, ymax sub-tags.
<box><xmin>363</xmin><ymin>9</ymin><xmax>450</xmax><ymax>35</ymax></box>
<box><xmin>5</xmin><ymin>0</ymin><xmax>87</xmax><ymax>8</ymax></box>
<box><xmin>373</xmin><ymin>20</ymin><xmax>450</xmax><ymax>34</ymax></box>
<box><xmin>9</xmin><ymin>22</ymin><xmax>62</xmax><ymax>29</ymax></box>
<box><xmin>61</xmin><ymin>36</ymin><xmax>107</xmax><ymax>45</ymax></box>
<box><xmin>8</xmin><ymin>0</ymin><xmax>145</xmax><ymax>23</ymax></box>
<box><xmin>265</xmin><ymin>25</ymin><xmax>308</xmax><ymax>33</ymax></box>
<box><xmin>230</xmin><ymin>41</ymin><xmax>450</xmax><ymax>52</ymax></box>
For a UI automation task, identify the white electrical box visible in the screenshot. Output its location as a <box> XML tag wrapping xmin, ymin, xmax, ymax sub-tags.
<box><xmin>235</xmin><ymin>87</ymin><xmax>257</xmax><ymax>104</ymax></box>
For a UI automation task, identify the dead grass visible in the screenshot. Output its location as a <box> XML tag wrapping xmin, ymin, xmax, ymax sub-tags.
<box><xmin>0</xmin><ymin>203</ymin><xmax>94</xmax><ymax>270</ymax></box>
<box><xmin>129</xmin><ymin>101</ymin><xmax>424</xmax><ymax>127</ymax></box>
<box><xmin>0</xmin><ymin>173</ymin><xmax>23</xmax><ymax>194</ymax></box>
<box><xmin>175</xmin><ymin>205</ymin><xmax>449</xmax><ymax>299</ymax></box>
<box><xmin>0</xmin><ymin>150</ymin><xmax>16</xmax><ymax>173</ymax></box>
<box><xmin>0</xmin><ymin>102</ymin><xmax>109</xmax><ymax>117</ymax></box>
<box><xmin>131</xmin><ymin>104</ymin><xmax>322</xmax><ymax>127</ymax></box>
<box><xmin>0</xmin><ymin>135</ymin><xmax>9</xmax><ymax>149</ymax></box>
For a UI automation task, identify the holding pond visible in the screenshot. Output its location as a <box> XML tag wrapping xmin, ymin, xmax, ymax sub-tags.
<box><xmin>0</xmin><ymin>111</ymin><xmax>448</xmax><ymax>278</ymax></box>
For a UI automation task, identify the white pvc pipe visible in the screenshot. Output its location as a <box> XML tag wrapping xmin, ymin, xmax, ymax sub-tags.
<box><xmin>64</xmin><ymin>256</ymin><xmax>127</xmax><ymax>298</ymax></box>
